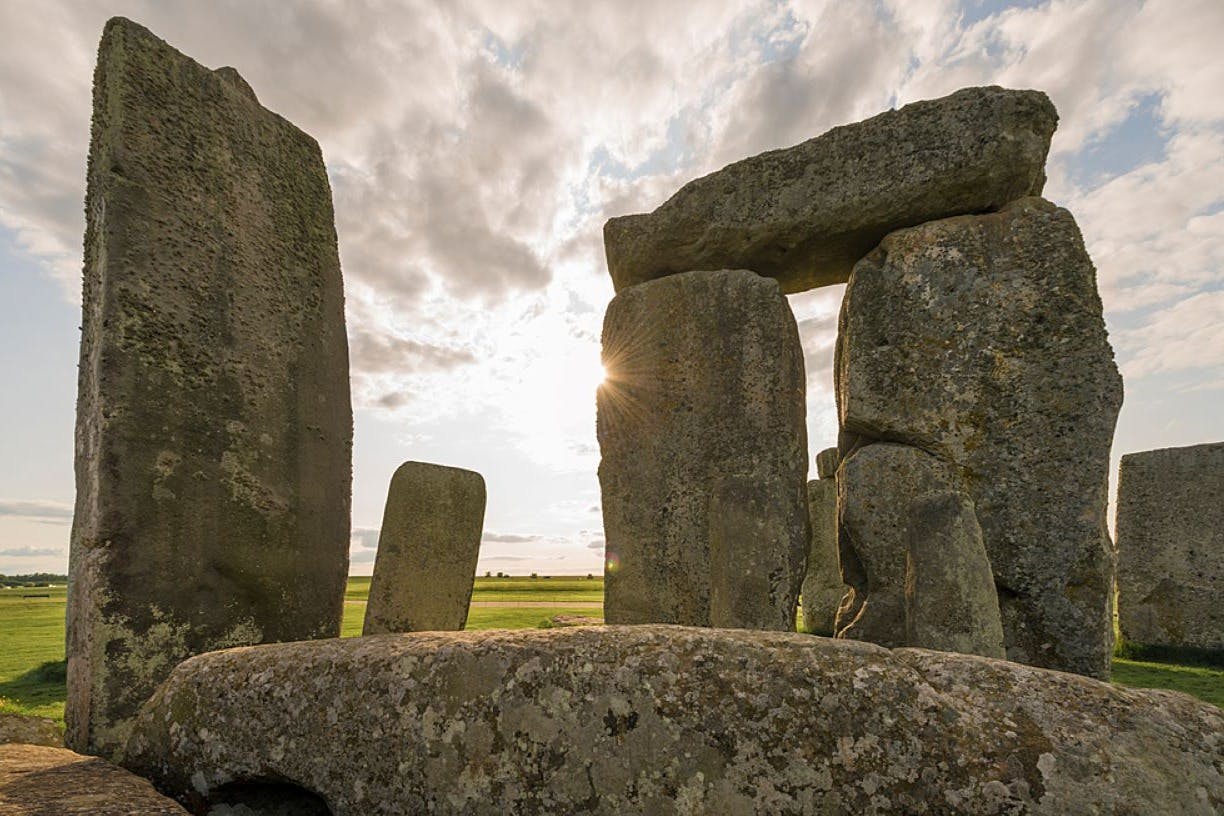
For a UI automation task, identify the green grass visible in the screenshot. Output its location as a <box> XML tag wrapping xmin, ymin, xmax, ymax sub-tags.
<box><xmin>4</xmin><ymin>579</ymin><xmax>1222</xmax><ymax>730</ymax></box>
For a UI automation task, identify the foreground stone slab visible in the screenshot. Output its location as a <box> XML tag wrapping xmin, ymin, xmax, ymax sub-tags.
<box><xmin>604</xmin><ymin>86</ymin><xmax>1055</xmax><ymax>294</ymax></box>
<box><xmin>363</xmin><ymin>461</ymin><xmax>486</xmax><ymax>634</ymax></box>
<box><xmin>800</xmin><ymin>478</ymin><xmax>841</xmax><ymax>635</ymax></box>
<box><xmin>124</xmin><ymin>627</ymin><xmax>1224</xmax><ymax>816</ymax></box>
<box><xmin>0</xmin><ymin>743</ymin><xmax>186</xmax><ymax>815</ymax></box>
<box><xmin>68</xmin><ymin>17</ymin><xmax>352</xmax><ymax>756</ymax></box>
<box><xmin>598</xmin><ymin>270</ymin><xmax>807</xmax><ymax>626</ymax></box>
<box><xmin>837</xmin><ymin>198</ymin><xmax>1121</xmax><ymax>678</ymax></box>
<box><xmin>1117</xmin><ymin>442</ymin><xmax>1224</xmax><ymax>652</ymax></box>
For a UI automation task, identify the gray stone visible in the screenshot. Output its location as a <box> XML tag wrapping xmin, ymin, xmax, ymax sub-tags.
<box><xmin>800</xmin><ymin>479</ymin><xmax>841</xmax><ymax>635</ymax></box>
<box><xmin>124</xmin><ymin>627</ymin><xmax>1224</xmax><ymax>815</ymax></box>
<box><xmin>0</xmin><ymin>714</ymin><xmax>62</xmax><ymax>748</ymax></box>
<box><xmin>906</xmin><ymin>492</ymin><xmax>1006</xmax><ymax>659</ymax></box>
<box><xmin>1116</xmin><ymin>442</ymin><xmax>1224</xmax><ymax>652</ymax></box>
<box><xmin>835</xmin><ymin>444</ymin><xmax>967</xmax><ymax>648</ymax></box>
<box><xmin>67</xmin><ymin>17</ymin><xmax>352</xmax><ymax>757</ymax></box>
<box><xmin>815</xmin><ymin>447</ymin><xmax>839</xmax><ymax>480</ymax></box>
<box><xmin>708</xmin><ymin>472</ymin><xmax>806</xmax><ymax>630</ymax></box>
<box><xmin>837</xmin><ymin>197</ymin><xmax>1122</xmax><ymax>678</ymax></box>
<box><xmin>597</xmin><ymin>270</ymin><xmax>807</xmax><ymax>626</ymax></box>
<box><xmin>1</xmin><ymin>743</ymin><xmax>187</xmax><ymax>814</ymax></box>
<box><xmin>604</xmin><ymin>86</ymin><xmax>1055</xmax><ymax>294</ymax></box>
<box><xmin>363</xmin><ymin>462</ymin><xmax>486</xmax><ymax>635</ymax></box>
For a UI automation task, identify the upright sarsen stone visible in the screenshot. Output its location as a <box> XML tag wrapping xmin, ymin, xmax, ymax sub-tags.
<box><xmin>800</xmin><ymin>477</ymin><xmax>841</xmax><ymax>636</ymax></box>
<box><xmin>598</xmin><ymin>270</ymin><xmax>808</xmax><ymax>627</ymax></box>
<box><xmin>363</xmin><ymin>462</ymin><xmax>486</xmax><ymax>635</ymax></box>
<box><xmin>604</xmin><ymin>87</ymin><xmax>1056</xmax><ymax>294</ymax></box>
<box><xmin>1116</xmin><ymin>442</ymin><xmax>1224</xmax><ymax>653</ymax></box>
<box><xmin>837</xmin><ymin>197</ymin><xmax>1122</xmax><ymax>678</ymax></box>
<box><xmin>68</xmin><ymin>18</ymin><xmax>352</xmax><ymax>756</ymax></box>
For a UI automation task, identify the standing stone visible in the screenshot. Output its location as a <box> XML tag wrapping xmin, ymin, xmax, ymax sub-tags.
<box><xmin>363</xmin><ymin>462</ymin><xmax>486</xmax><ymax>635</ymax></box>
<box><xmin>814</xmin><ymin>446</ymin><xmax>840</xmax><ymax>480</ymax></box>
<box><xmin>837</xmin><ymin>197</ymin><xmax>1122</xmax><ymax>678</ymax></box>
<box><xmin>708</xmin><ymin>472</ymin><xmax>806</xmax><ymax>630</ymax></box>
<box><xmin>1116</xmin><ymin>442</ymin><xmax>1224</xmax><ymax>653</ymax></box>
<box><xmin>906</xmin><ymin>492</ymin><xmax>1006</xmax><ymax>658</ymax></box>
<box><xmin>598</xmin><ymin>270</ymin><xmax>808</xmax><ymax>626</ymax></box>
<box><xmin>604</xmin><ymin>87</ymin><xmax>1056</xmax><ymax>294</ymax></box>
<box><xmin>68</xmin><ymin>18</ymin><xmax>351</xmax><ymax>757</ymax></box>
<box><xmin>800</xmin><ymin>477</ymin><xmax>842</xmax><ymax>635</ymax></box>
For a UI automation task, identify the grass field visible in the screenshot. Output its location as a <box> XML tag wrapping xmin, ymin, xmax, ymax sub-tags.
<box><xmin>3</xmin><ymin>579</ymin><xmax>1221</xmax><ymax>730</ymax></box>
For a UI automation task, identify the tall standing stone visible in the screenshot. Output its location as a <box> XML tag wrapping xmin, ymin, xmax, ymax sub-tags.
<box><xmin>604</xmin><ymin>87</ymin><xmax>1056</xmax><ymax>294</ymax></box>
<box><xmin>800</xmin><ymin>475</ymin><xmax>842</xmax><ymax>636</ymax></box>
<box><xmin>1116</xmin><ymin>442</ymin><xmax>1224</xmax><ymax>654</ymax></box>
<box><xmin>837</xmin><ymin>197</ymin><xmax>1122</xmax><ymax>678</ymax></box>
<box><xmin>68</xmin><ymin>18</ymin><xmax>352</xmax><ymax>757</ymax></box>
<box><xmin>598</xmin><ymin>270</ymin><xmax>808</xmax><ymax>627</ymax></box>
<box><xmin>363</xmin><ymin>462</ymin><xmax>486</xmax><ymax>635</ymax></box>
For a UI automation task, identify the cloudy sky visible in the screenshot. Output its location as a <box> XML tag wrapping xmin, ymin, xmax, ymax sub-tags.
<box><xmin>1</xmin><ymin>0</ymin><xmax>1221</xmax><ymax>576</ymax></box>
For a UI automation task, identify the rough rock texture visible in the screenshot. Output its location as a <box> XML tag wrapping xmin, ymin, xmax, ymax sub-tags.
<box><xmin>604</xmin><ymin>87</ymin><xmax>1055</xmax><ymax>294</ymax></box>
<box><xmin>0</xmin><ymin>714</ymin><xmax>61</xmax><ymax>748</ymax></box>
<box><xmin>363</xmin><ymin>461</ymin><xmax>486</xmax><ymax>635</ymax></box>
<box><xmin>815</xmin><ymin>446</ymin><xmax>840</xmax><ymax>480</ymax></box>
<box><xmin>0</xmin><ymin>743</ymin><xmax>187</xmax><ymax>814</ymax></box>
<box><xmin>1117</xmin><ymin>442</ymin><xmax>1224</xmax><ymax>652</ymax></box>
<box><xmin>800</xmin><ymin>478</ymin><xmax>842</xmax><ymax>636</ymax></box>
<box><xmin>68</xmin><ymin>17</ymin><xmax>352</xmax><ymax>757</ymax></box>
<box><xmin>906</xmin><ymin>493</ymin><xmax>1006</xmax><ymax>659</ymax></box>
<box><xmin>124</xmin><ymin>627</ymin><xmax>1224</xmax><ymax>816</ymax></box>
<box><xmin>837</xmin><ymin>197</ymin><xmax>1121</xmax><ymax>678</ymax></box>
<box><xmin>598</xmin><ymin>270</ymin><xmax>808</xmax><ymax>626</ymax></box>
<box><xmin>708</xmin><ymin>472</ymin><xmax>806</xmax><ymax>630</ymax></box>
<box><xmin>835</xmin><ymin>444</ymin><xmax>968</xmax><ymax>647</ymax></box>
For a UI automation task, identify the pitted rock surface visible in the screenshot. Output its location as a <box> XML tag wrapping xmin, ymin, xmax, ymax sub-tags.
<box><xmin>364</xmin><ymin>461</ymin><xmax>486</xmax><ymax>634</ymax></box>
<box><xmin>68</xmin><ymin>17</ymin><xmax>351</xmax><ymax>757</ymax></box>
<box><xmin>837</xmin><ymin>197</ymin><xmax>1121</xmax><ymax>678</ymax></box>
<box><xmin>0</xmin><ymin>743</ymin><xmax>187</xmax><ymax>814</ymax></box>
<box><xmin>598</xmin><ymin>270</ymin><xmax>807</xmax><ymax>626</ymax></box>
<box><xmin>800</xmin><ymin>478</ymin><xmax>842</xmax><ymax>636</ymax></box>
<box><xmin>604</xmin><ymin>86</ymin><xmax>1055</xmax><ymax>294</ymax></box>
<box><xmin>1117</xmin><ymin>442</ymin><xmax>1224</xmax><ymax>652</ymax></box>
<box><xmin>123</xmin><ymin>627</ymin><xmax>1224</xmax><ymax>816</ymax></box>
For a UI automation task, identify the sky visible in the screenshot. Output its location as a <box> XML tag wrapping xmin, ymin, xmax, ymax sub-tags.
<box><xmin>0</xmin><ymin>0</ymin><xmax>1221</xmax><ymax>577</ymax></box>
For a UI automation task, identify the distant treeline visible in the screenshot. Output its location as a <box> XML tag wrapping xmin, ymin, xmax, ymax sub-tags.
<box><xmin>0</xmin><ymin>573</ymin><xmax>68</xmax><ymax>587</ymax></box>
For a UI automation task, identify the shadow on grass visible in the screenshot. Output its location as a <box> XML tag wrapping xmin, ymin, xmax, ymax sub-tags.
<box><xmin>0</xmin><ymin>660</ymin><xmax>67</xmax><ymax>710</ymax></box>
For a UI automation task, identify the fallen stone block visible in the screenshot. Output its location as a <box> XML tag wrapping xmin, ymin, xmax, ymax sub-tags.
<box><xmin>68</xmin><ymin>17</ymin><xmax>352</xmax><ymax>756</ymax></box>
<box><xmin>598</xmin><ymin>269</ymin><xmax>808</xmax><ymax>627</ymax></box>
<box><xmin>0</xmin><ymin>743</ymin><xmax>186</xmax><ymax>815</ymax></box>
<box><xmin>123</xmin><ymin>627</ymin><xmax>1224</xmax><ymax>815</ymax></box>
<box><xmin>363</xmin><ymin>462</ymin><xmax>486</xmax><ymax>635</ymax></box>
<box><xmin>1117</xmin><ymin>441</ymin><xmax>1224</xmax><ymax>653</ymax></box>
<box><xmin>604</xmin><ymin>86</ymin><xmax>1055</xmax><ymax>293</ymax></box>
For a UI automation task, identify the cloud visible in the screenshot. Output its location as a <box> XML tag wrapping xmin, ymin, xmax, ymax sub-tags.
<box><xmin>349</xmin><ymin>527</ymin><xmax>380</xmax><ymax>551</ymax></box>
<box><xmin>0</xmin><ymin>546</ymin><xmax>63</xmax><ymax>557</ymax></box>
<box><xmin>586</xmin><ymin>539</ymin><xmax>605</xmax><ymax>550</ymax></box>
<box><xmin>0</xmin><ymin>500</ymin><xmax>73</xmax><ymax>523</ymax></box>
<box><xmin>348</xmin><ymin>549</ymin><xmax>378</xmax><ymax>564</ymax></box>
<box><xmin>483</xmin><ymin>532</ymin><xmax>541</xmax><ymax>544</ymax></box>
<box><xmin>483</xmin><ymin>555</ymin><xmax>531</xmax><ymax>561</ymax></box>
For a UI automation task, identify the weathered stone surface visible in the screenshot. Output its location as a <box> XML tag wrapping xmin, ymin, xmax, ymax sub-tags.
<box><xmin>837</xmin><ymin>197</ymin><xmax>1121</xmax><ymax>678</ymax></box>
<box><xmin>0</xmin><ymin>714</ymin><xmax>61</xmax><ymax>748</ymax></box>
<box><xmin>0</xmin><ymin>743</ymin><xmax>187</xmax><ymax>814</ymax></box>
<box><xmin>604</xmin><ymin>87</ymin><xmax>1055</xmax><ymax>294</ymax></box>
<box><xmin>1117</xmin><ymin>442</ymin><xmax>1224</xmax><ymax>652</ymax></box>
<box><xmin>68</xmin><ymin>17</ymin><xmax>352</xmax><ymax>756</ymax></box>
<box><xmin>815</xmin><ymin>446</ymin><xmax>840</xmax><ymax>480</ymax></box>
<box><xmin>363</xmin><ymin>461</ymin><xmax>486</xmax><ymax>635</ymax></box>
<box><xmin>598</xmin><ymin>270</ymin><xmax>808</xmax><ymax>626</ymax></box>
<box><xmin>800</xmin><ymin>478</ymin><xmax>841</xmax><ymax>635</ymax></box>
<box><xmin>906</xmin><ymin>492</ymin><xmax>1006</xmax><ymax>659</ymax></box>
<box><xmin>835</xmin><ymin>444</ymin><xmax>967</xmax><ymax>647</ymax></box>
<box><xmin>124</xmin><ymin>627</ymin><xmax>1224</xmax><ymax>816</ymax></box>
<box><xmin>708</xmin><ymin>472</ymin><xmax>806</xmax><ymax>630</ymax></box>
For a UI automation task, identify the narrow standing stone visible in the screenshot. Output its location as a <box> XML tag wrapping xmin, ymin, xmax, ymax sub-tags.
<box><xmin>837</xmin><ymin>197</ymin><xmax>1122</xmax><ymax>678</ymax></box>
<box><xmin>363</xmin><ymin>462</ymin><xmax>486</xmax><ymax>635</ymax></box>
<box><xmin>598</xmin><ymin>270</ymin><xmax>808</xmax><ymax>627</ymax></box>
<box><xmin>905</xmin><ymin>492</ymin><xmax>1006</xmax><ymax>659</ymax></box>
<box><xmin>1116</xmin><ymin>442</ymin><xmax>1224</xmax><ymax>653</ymax></box>
<box><xmin>801</xmin><ymin>478</ymin><xmax>842</xmax><ymax>636</ymax></box>
<box><xmin>67</xmin><ymin>17</ymin><xmax>352</xmax><ymax>757</ymax></box>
